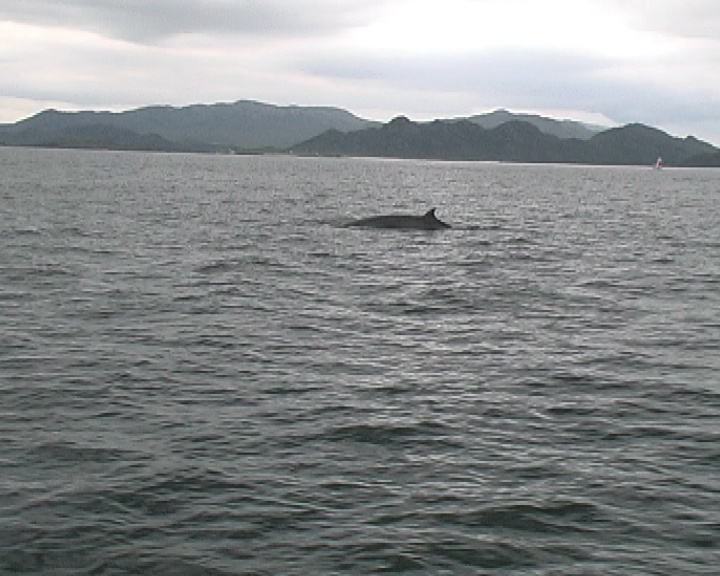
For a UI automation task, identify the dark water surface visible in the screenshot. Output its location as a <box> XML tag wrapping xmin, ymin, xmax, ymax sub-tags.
<box><xmin>1</xmin><ymin>148</ymin><xmax>719</xmax><ymax>575</ymax></box>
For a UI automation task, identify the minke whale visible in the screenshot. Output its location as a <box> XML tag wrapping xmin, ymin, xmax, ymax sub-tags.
<box><xmin>345</xmin><ymin>208</ymin><xmax>451</xmax><ymax>230</ymax></box>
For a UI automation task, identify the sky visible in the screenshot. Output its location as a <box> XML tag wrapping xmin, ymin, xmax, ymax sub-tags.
<box><xmin>2</xmin><ymin>0</ymin><xmax>720</xmax><ymax>144</ymax></box>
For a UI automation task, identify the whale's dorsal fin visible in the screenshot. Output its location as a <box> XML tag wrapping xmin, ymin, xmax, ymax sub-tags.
<box><xmin>424</xmin><ymin>208</ymin><xmax>438</xmax><ymax>219</ymax></box>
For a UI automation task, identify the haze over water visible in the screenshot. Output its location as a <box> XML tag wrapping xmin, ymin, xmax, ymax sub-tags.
<box><xmin>1</xmin><ymin>148</ymin><xmax>719</xmax><ymax>575</ymax></box>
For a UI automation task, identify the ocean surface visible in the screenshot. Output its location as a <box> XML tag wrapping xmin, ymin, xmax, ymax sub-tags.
<box><xmin>1</xmin><ymin>147</ymin><xmax>718</xmax><ymax>575</ymax></box>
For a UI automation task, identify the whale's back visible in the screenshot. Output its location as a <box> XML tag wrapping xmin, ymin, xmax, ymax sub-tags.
<box><xmin>346</xmin><ymin>208</ymin><xmax>450</xmax><ymax>230</ymax></box>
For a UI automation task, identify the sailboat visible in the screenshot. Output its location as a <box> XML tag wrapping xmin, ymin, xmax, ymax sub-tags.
<box><xmin>654</xmin><ymin>156</ymin><xmax>664</xmax><ymax>169</ymax></box>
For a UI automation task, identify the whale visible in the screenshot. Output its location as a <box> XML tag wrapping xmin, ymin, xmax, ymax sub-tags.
<box><xmin>345</xmin><ymin>208</ymin><xmax>451</xmax><ymax>230</ymax></box>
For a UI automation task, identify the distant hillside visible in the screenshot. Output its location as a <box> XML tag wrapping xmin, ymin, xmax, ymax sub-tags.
<box><xmin>680</xmin><ymin>151</ymin><xmax>720</xmax><ymax>167</ymax></box>
<box><xmin>291</xmin><ymin>117</ymin><xmax>577</xmax><ymax>161</ymax></box>
<box><xmin>2</xmin><ymin>99</ymin><xmax>716</xmax><ymax>164</ymax></box>
<box><xmin>465</xmin><ymin>109</ymin><xmax>602</xmax><ymax>140</ymax></box>
<box><xmin>0</xmin><ymin>123</ymin><xmax>179</xmax><ymax>152</ymax></box>
<box><xmin>0</xmin><ymin>100</ymin><xmax>378</xmax><ymax>151</ymax></box>
<box><xmin>293</xmin><ymin>116</ymin><xmax>718</xmax><ymax>166</ymax></box>
<box><xmin>586</xmin><ymin>124</ymin><xmax>715</xmax><ymax>166</ymax></box>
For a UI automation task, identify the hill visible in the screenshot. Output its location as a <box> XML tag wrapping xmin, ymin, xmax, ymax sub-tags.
<box><xmin>465</xmin><ymin>109</ymin><xmax>601</xmax><ymax>140</ymax></box>
<box><xmin>292</xmin><ymin>117</ymin><xmax>718</xmax><ymax>166</ymax></box>
<box><xmin>291</xmin><ymin>117</ymin><xmax>577</xmax><ymax>161</ymax></box>
<box><xmin>680</xmin><ymin>151</ymin><xmax>720</xmax><ymax>167</ymax></box>
<box><xmin>1</xmin><ymin>100</ymin><xmax>716</xmax><ymax>164</ymax></box>
<box><xmin>0</xmin><ymin>123</ymin><xmax>179</xmax><ymax>152</ymax></box>
<box><xmin>587</xmin><ymin>124</ymin><xmax>715</xmax><ymax>166</ymax></box>
<box><xmin>0</xmin><ymin>100</ymin><xmax>378</xmax><ymax>152</ymax></box>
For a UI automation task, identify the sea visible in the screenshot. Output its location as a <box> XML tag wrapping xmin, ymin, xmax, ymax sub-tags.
<box><xmin>1</xmin><ymin>147</ymin><xmax>718</xmax><ymax>575</ymax></box>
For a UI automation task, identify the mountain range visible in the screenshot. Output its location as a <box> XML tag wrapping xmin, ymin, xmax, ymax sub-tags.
<box><xmin>465</xmin><ymin>109</ymin><xmax>601</xmax><ymax>140</ymax></box>
<box><xmin>293</xmin><ymin>116</ymin><xmax>717</xmax><ymax>166</ymax></box>
<box><xmin>1</xmin><ymin>99</ymin><xmax>718</xmax><ymax>166</ymax></box>
<box><xmin>0</xmin><ymin>100</ymin><xmax>376</xmax><ymax>152</ymax></box>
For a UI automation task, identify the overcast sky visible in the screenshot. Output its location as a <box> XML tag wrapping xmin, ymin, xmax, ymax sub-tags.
<box><xmin>2</xmin><ymin>0</ymin><xmax>720</xmax><ymax>144</ymax></box>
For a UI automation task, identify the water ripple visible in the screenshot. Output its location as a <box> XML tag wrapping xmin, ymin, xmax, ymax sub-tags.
<box><xmin>1</xmin><ymin>150</ymin><xmax>719</xmax><ymax>574</ymax></box>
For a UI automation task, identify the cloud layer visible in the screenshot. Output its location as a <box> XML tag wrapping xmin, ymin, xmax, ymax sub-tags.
<box><xmin>2</xmin><ymin>0</ymin><xmax>720</xmax><ymax>144</ymax></box>
<box><xmin>2</xmin><ymin>0</ymin><xmax>381</xmax><ymax>41</ymax></box>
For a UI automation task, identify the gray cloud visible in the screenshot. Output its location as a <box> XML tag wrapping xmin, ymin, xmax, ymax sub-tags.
<box><xmin>301</xmin><ymin>48</ymin><xmax>616</xmax><ymax>109</ymax></box>
<box><xmin>303</xmin><ymin>49</ymin><xmax>609</xmax><ymax>102</ymax></box>
<box><xmin>2</xmin><ymin>0</ymin><xmax>381</xmax><ymax>42</ymax></box>
<box><xmin>3</xmin><ymin>0</ymin><xmax>720</xmax><ymax>144</ymax></box>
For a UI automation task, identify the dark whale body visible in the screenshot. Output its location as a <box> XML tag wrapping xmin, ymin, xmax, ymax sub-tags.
<box><xmin>346</xmin><ymin>208</ymin><xmax>450</xmax><ymax>230</ymax></box>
